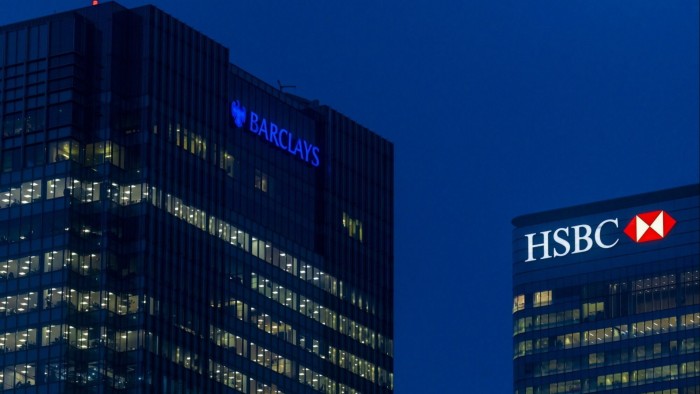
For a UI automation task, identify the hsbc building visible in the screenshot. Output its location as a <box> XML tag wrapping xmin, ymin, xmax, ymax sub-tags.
<box><xmin>512</xmin><ymin>184</ymin><xmax>700</xmax><ymax>393</ymax></box>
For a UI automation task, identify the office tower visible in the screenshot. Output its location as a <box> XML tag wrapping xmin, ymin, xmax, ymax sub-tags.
<box><xmin>513</xmin><ymin>184</ymin><xmax>699</xmax><ymax>393</ymax></box>
<box><xmin>0</xmin><ymin>3</ymin><xmax>394</xmax><ymax>393</ymax></box>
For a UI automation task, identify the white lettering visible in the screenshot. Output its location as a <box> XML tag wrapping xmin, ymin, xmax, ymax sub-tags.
<box><xmin>525</xmin><ymin>231</ymin><xmax>551</xmax><ymax>262</ymax></box>
<box><xmin>552</xmin><ymin>227</ymin><xmax>571</xmax><ymax>257</ymax></box>
<box><xmin>595</xmin><ymin>218</ymin><xmax>619</xmax><ymax>249</ymax></box>
<box><xmin>524</xmin><ymin>217</ymin><xmax>622</xmax><ymax>262</ymax></box>
<box><xmin>571</xmin><ymin>224</ymin><xmax>593</xmax><ymax>254</ymax></box>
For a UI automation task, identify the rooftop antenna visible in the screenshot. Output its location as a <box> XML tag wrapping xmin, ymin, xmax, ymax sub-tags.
<box><xmin>277</xmin><ymin>80</ymin><xmax>297</xmax><ymax>93</ymax></box>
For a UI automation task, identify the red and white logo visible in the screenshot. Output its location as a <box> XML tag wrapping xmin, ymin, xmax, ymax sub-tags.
<box><xmin>624</xmin><ymin>210</ymin><xmax>676</xmax><ymax>243</ymax></box>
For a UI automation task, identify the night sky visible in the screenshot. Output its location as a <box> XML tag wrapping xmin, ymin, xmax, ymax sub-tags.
<box><xmin>3</xmin><ymin>1</ymin><xmax>699</xmax><ymax>392</ymax></box>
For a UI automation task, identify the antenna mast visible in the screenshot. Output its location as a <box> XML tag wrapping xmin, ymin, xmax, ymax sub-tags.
<box><xmin>277</xmin><ymin>80</ymin><xmax>297</xmax><ymax>93</ymax></box>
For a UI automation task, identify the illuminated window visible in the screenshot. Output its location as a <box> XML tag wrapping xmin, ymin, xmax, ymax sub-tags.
<box><xmin>513</xmin><ymin>294</ymin><xmax>525</xmax><ymax>313</ymax></box>
<box><xmin>342</xmin><ymin>212</ymin><xmax>363</xmax><ymax>242</ymax></box>
<box><xmin>533</xmin><ymin>290</ymin><xmax>552</xmax><ymax>307</ymax></box>
<box><xmin>48</xmin><ymin>139</ymin><xmax>79</xmax><ymax>163</ymax></box>
<box><xmin>255</xmin><ymin>170</ymin><xmax>270</xmax><ymax>193</ymax></box>
<box><xmin>589</xmin><ymin>352</ymin><xmax>604</xmax><ymax>366</ymax></box>
<box><xmin>583</xmin><ymin>301</ymin><xmax>605</xmax><ymax>320</ymax></box>
<box><xmin>220</xmin><ymin>151</ymin><xmax>236</xmax><ymax>178</ymax></box>
<box><xmin>46</xmin><ymin>178</ymin><xmax>67</xmax><ymax>199</ymax></box>
<box><xmin>84</xmin><ymin>141</ymin><xmax>125</xmax><ymax>168</ymax></box>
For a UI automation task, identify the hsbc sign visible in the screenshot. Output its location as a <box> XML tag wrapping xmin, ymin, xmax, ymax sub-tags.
<box><xmin>624</xmin><ymin>210</ymin><xmax>676</xmax><ymax>243</ymax></box>
<box><xmin>524</xmin><ymin>219</ymin><xmax>619</xmax><ymax>262</ymax></box>
<box><xmin>524</xmin><ymin>210</ymin><xmax>676</xmax><ymax>262</ymax></box>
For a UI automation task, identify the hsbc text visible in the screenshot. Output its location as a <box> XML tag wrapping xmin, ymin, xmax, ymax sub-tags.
<box><xmin>524</xmin><ymin>219</ymin><xmax>619</xmax><ymax>262</ymax></box>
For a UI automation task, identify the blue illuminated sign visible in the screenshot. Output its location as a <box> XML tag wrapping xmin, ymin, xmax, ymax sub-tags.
<box><xmin>231</xmin><ymin>100</ymin><xmax>320</xmax><ymax>167</ymax></box>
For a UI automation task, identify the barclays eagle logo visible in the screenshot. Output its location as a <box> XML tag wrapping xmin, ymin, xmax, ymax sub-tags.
<box><xmin>231</xmin><ymin>100</ymin><xmax>246</xmax><ymax>128</ymax></box>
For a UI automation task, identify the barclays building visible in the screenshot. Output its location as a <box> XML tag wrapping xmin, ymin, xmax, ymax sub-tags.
<box><xmin>0</xmin><ymin>3</ymin><xmax>393</xmax><ymax>393</ymax></box>
<box><xmin>513</xmin><ymin>185</ymin><xmax>699</xmax><ymax>393</ymax></box>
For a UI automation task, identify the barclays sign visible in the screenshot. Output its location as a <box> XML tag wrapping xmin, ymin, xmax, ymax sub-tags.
<box><xmin>231</xmin><ymin>100</ymin><xmax>320</xmax><ymax>167</ymax></box>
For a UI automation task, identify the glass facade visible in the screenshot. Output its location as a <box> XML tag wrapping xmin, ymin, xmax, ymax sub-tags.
<box><xmin>513</xmin><ymin>185</ymin><xmax>699</xmax><ymax>393</ymax></box>
<box><xmin>0</xmin><ymin>3</ymin><xmax>393</xmax><ymax>393</ymax></box>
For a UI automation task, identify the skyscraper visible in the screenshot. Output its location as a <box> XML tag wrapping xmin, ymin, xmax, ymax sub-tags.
<box><xmin>0</xmin><ymin>3</ymin><xmax>393</xmax><ymax>393</ymax></box>
<box><xmin>513</xmin><ymin>184</ymin><xmax>699</xmax><ymax>393</ymax></box>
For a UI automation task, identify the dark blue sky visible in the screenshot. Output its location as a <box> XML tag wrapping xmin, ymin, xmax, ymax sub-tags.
<box><xmin>4</xmin><ymin>1</ymin><xmax>698</xmax><ymax>391</ymax></box>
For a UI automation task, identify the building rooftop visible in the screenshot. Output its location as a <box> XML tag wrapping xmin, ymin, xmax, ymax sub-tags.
<box><xmin>512</xmin><ymin>183</ymin><xmax>699</xmax><ymax>227</ymax></box>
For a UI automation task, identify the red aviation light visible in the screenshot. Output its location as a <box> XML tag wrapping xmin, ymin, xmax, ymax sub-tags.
<box><xmin>92</xmin><ymin>0</ymin><xmax>99</xmax><ymax>5</ymax></box>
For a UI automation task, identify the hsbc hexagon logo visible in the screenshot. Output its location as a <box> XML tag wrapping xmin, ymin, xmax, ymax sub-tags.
<box><xmin>624</xmin><ymin>210</ymin><xmax>676</xmax><ymax>243</ymax></box>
